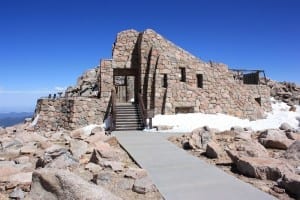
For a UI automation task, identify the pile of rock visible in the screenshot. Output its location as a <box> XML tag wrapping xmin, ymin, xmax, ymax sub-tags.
<box><xmin>171</xmin><ymin>124</ymin><xmax>300</xmax><ymax>199</ymax></box>
<box><xmin>65</xmin><ymin>67</ymin><xmax>100</xmax><ymax>97</ymax></box>
<box><xmin>268</xmin><ymin>80</ymin><xmax>300</xmax><ymax>106</ymax></box>
<box><xmin>0</xmin><ymin>124</ymin><xmax>163</xmax><ymax>199</ymax></box>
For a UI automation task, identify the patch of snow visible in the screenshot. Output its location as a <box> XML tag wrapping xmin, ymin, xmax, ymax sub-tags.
<box><xmin>151</xmin><ymin>98</ymin><xmax>300</xmax><ymax>132</ymax></box>
<box><xmin>30</xmin><ymin>114</ymin><xmax>39</xmax><ymax>127</ymax></box>
<box><xmin>81</xmin><ymin>124</ymin><xmax>101</xmax><ymax>135</ymax></box>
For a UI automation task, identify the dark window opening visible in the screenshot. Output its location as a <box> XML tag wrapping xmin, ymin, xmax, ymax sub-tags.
<box><xmin>255</xmin><ymin>97</ymin><xmax>261</xmax><ymax>106</ymax></box>
<box><xmin>243</xmin><ymin>72</ymin><xmax>259</xmax><ymax>85</ymax></box>
<box><xmin>162</xmin><ymin>74</ymin><xmax>168</xmax><ymax>88</ymax></box>
<box><xmin>180</xmin><ymin>67</ymin><xmax>186</xmax><ymax>82</ymax></box>
<box><xmin>175</xmin><ymin>107</ymin><xmax>194</xmax><ymax>114</ymax></box>
<box><xmin>197</xmin><ymin>74</ymin><xmax>203</xmax><ymax>88</ymax></box>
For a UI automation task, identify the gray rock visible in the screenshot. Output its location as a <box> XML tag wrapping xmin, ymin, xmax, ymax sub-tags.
<box><xmin>284</xmin><ymin>141</ymin><xmax>300</xmax><ymax>167</ymax></box>
<box><xmin>278</xmin><ymin>172</ymin><xmax>300</xmax><ymax>198</ymax></box>
<box><xmin>125</xmin><ymin>167</ymin><xmax>148</xmax><ymax>179</ymax></box>
<box><xmin>29</xmin><ymin>168</ymin><xmax>121</xmax><ymax>200</ymax></box>
<box><xmin>44</xmin><ymin>152</ymin><xmax>78</xmax><ymax>169</ymax></box>
<box><xmin>93</xmin><ymin>171</ymin><xmax>114</xmax><ymax>185</ymax></box>
<box><xmin>234</xmin><ymin>131</ymin><xmax>252</xmax><ymax>141</ymax></box>
<box><xmin>230</xmin><ymin>126</ymin><xmax>244</xmax><ymax>132</ymax></box>
<box><xmin>101</xmin><ymin>161</ymin><xmax>124</xmax><ymax>172</ymax></box>
<box><xmin>279</xmin><ymin>122</ymin><xmax>293</xmax><ymax>131</ymax></box>
<box><xmin>117</xmin><ymin>179</ymin><xmax>134</xmax><ymax>190</ymax></box>
<box><xmin>85</xmin><ymin>162</ymin><xmax>102</xmax><ymax>174</ymax></box>
<box><xmin>70</xmin><ymin>139</ymin><xmax>88</xmax><ymax>159</ymax></box>
<box><xmin>133</xmin><ymin>176</ymin><xmax>156</xmax><ymax>194</ymax></box>
<box><xmin>9</xmin><ymin>187</ymin><xmax>24</xmax><ymax>199</ymax></box>
<box><xmin>37</xmin><ymin>145</ymin><xmax>78</xmax><ymax>169</ymax></box>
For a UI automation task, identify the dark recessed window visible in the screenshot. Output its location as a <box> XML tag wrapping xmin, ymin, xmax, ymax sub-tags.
<box><xmin>197</xmin><ymin>74</ymin><xmax>203</xmax><ymax>88</ymax></box>
<box><xmin>162</xmin><ymin>74</ymin><xmax>168</xmax><ymax>88</ymax></box>
<box><xmin>255</xmin><ymin>97</ymin><xmax>261</xmax><ymax>106</ymax></box>
<box><xmin>180</xmin><ymin>67</ymin><xmax>186</xmax><ymax>82</ymax></box>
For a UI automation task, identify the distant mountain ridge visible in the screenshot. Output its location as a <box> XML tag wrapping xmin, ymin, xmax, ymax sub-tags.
<box><xmin>0</xmin><ymin>112</ymin><xmax>33</xmax><ymax>127</ymax></box>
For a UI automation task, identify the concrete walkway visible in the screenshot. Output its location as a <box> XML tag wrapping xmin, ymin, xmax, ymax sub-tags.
<box><xmin>113</xmin><ymin>131</ymin><xmax>275</xmax><ymax>200</ymax></box>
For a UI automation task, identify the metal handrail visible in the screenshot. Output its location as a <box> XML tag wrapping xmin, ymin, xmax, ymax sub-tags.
<box><xmin>137</xmin><ymin>93</ymin><xmax>147</xmax><ymax>127</ymax></box>
<box><xmin>111</xmin><ymin>89</ymin><xmax>116</xmax><ymax>131</ymax></box>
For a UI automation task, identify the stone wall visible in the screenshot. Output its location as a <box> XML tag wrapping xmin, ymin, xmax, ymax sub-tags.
<box><xmin>111</xmin><ymin>29</ymin><xmax>272</xmax><ymax>119</ymax></box>
<box><xmin>34</xmin><ymin>97</ymin><xmax>106</xmax><ymax>131</ymax></box>
<box><xmin>34</xmin><ymin>28</ymin><xmax>273</xmax><ymax>131</ymax></box>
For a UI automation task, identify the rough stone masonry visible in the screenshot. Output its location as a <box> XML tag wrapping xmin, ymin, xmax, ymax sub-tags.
<box><xmin>33</xmin><ymin>29</ymin><xmax>272</xmax><ymax>131</ymax></box>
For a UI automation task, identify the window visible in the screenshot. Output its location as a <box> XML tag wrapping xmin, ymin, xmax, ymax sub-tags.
<box><xmin>243</xmin><ymin>72</ymin><xmax>259</xmax><ymax>85</ymax></box>
<box><xmin>180</xmin><ymin>67</ymin><xmax>186</xmax><ymax>82</ymax></box>
<box><xmin>162</xmin><ymin>74</ymin><xmax>168</xmax><ymax>88</ymax></box>
<box><xmin>175</xmin><ymin>107</ymin><xmax>194</xmax><ymax>114</ymax></box>
<box><xmin>255</xmin><ymin>97</ymin><xmax>261</xmax><ymax>106</ymax></box>
<box><xmin>197</xmin><ymin>74</ymin><xmax>203</xmax><ymax>88</ymax></box>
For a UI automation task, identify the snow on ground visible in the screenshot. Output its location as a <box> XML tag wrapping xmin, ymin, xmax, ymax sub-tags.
<box><xmin>151</xmin><ymin>98</ymin><xmax>300</xmax><ymax>132</ymax></box>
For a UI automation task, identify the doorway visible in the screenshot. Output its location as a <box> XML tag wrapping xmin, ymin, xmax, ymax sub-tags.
<box><xmin>113</xmin><ymin>69</ymin><xmax>139</xmax><ymax>103</ymax></box>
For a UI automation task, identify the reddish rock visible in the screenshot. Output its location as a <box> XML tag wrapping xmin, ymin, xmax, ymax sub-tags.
<box><xmin>29</xmin><ymin>168</ymin><xmax>121</xmax><ymax>200</ymax></box>
<box><xmin>7</xmin><ymin>172</ymin><xmax>32</xmax><ymax>189</ymax></box>
<box><xmin>259</xmin><ymin>129</ymin><xmax>294</xmax><ymax>150</ymax></box>
<box><xmin>101</xmin><ymin>161</ymin><xmax>125</xmax><ymax>172</ymax></box>
<box><xmin>286</xmin><ymin>131</ymin><xmax>300</xmax><ymax>141</ymax></box>
<box><xmin>278</xmin><ymin>172</ymin><xmax>300</xmax><ymax>198</ymax></box>
<box><xmin>20</xmin><ymin>144</ymin><xmax>37</xmax><ymax>155</ymax></box>
<box><xmin>85</xmin><ymin>162</ymin><xmax>102</xmax><ymax>174</ymax></box>
<box><xmin>229</xmin><ymin>154</ymin><xmax>294</xmax><ymax>181</ymax></box>
<box><xmin>125</xmin><ymin>167</ymin><xmax>148</xmax><ymax>179</ymax></box>
<box><xmin>206</xmin><ymin>141</ymin><xmax>224</xmax><ymax>159</ymax></box>
<box><xmin>189</xmin><ymin>126</ymin><xmax>215</xmax><ymax>149</ymax></box>
<box><xmin>227</xmin><ymin>140</ymin><xmax>269</xmax><ymax>158</ymax></box>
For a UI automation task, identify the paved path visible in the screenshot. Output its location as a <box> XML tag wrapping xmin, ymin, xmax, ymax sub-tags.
<box><xmin>113</xmin><ymin>131</ymin><xmax>274</xmax><ymax>200</ymax></box>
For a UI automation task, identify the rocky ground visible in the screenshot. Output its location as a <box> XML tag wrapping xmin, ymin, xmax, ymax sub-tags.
<box><xmin>169</xmin><ymin>123</ymin><xmax>300</xmax><ymax>200</ymax></box>
<box><xmin>0</xmin><ymin>123</ymin><xmax>163</xmax><ymax>200</ymax></box>
<box><xmin>268</xmin><ymin>80</ymin><xmax>300</xmax><ymax>107</ymax></box>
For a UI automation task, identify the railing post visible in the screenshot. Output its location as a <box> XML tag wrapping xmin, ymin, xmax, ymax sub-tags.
<box><xmin>111</xmin><ymin>89</ymin><xmax>116</xmax><ymax>131</ymax></box>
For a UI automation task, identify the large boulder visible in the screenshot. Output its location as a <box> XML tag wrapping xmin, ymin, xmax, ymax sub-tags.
<box><xmin>29</xmin><ymin>168</ymin><xmax>121</xmax><ymax>200</ymax></box>
<box><xmin>70</xmin><ymin>140</ymin><xmax>88</xmax><ymax>160</ymax></box>
<box><xmin>227</xmin><ymin>153</ymin><xmax>294</xmax><ymax>181</ymax></box>
<box><xmin>259</xmin><ymin>129</ymin><xmax>294</xmax><ymax>150</ymax></box>
<box><xmin>188</xmin><ymin>126</ymin><xmax>215</xmax><ymax>149</ymax></box>
<box><xmin>7</xmin><ymin>172</ymin><xmax>32</xmax><ymax>190</ymax></box>
<box><xmin>284</xmin><ymin>141</ymin><xmax>300</xmax><ymax>168</ymax></box>
<box><xmin>278</xmin><ymin>172</ymin><xmax>300</xmax><ymax>199</ymax></box>
<box><xmin>226</xmin><ymin>140</ymin><xmax>269</xmax><ymax>159</ymax></box>
<box><xmin>205</xmin><ymin>141</ymin><xmax>224</xmax><ymax>159</ymax></box>
<box><xmin>132</xmin><ymin>176</ymin><xmax>156</xmax><ymax>194</ymax></box>
<box><xmin>89</xmin><ymin>142</ymin><xmax>125</xmax><ymax>162</ymax></box>
<box><xmin>36</xmin><ymin>145</ymin><xmax>78</xmax><ymax>169</ymax></box>
<box><xmin>70</xmin><ymin>125</ymin><xmax>99</xmax><ymax>140</ymax></box>
<box><xmin>279</xmin><ymin>122</ymin><xmax>293</xmax><ymax>131</ymax></box>
<box><xmin>286</xmin><ymin>131</ymin><xmax>300</xmax><ymax>141</ymax></box>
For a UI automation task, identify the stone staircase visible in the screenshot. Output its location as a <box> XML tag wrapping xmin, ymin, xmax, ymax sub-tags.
<box><xmin>115</xmin><ymin>103</ymin><xmax>145</xmax><ymax>131</ymax></box>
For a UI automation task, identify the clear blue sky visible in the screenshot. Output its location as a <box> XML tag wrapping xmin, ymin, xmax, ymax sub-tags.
<box><xmin>0</xmin><ymin>0</ymin><xmax>299</xmax><ymax>112</ymax></box>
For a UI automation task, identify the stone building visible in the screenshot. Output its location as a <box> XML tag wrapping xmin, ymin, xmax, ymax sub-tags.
<box><xmin>33</xmin><ymin>29</ymin><xmax>271</xmax><ymax>131</ymax></box>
